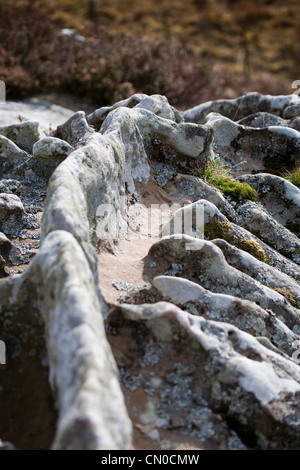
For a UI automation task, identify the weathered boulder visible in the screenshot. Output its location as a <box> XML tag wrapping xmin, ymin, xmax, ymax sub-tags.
<box><xmin>0</xmin><ymin>135</ymin><xmax>28</xmax><ymax>177</ymax></box>
<box><xmin>0</xmin><ymin>192</ymin><xmax>40</xmax><ymax>246</ymax></box>
<box><xmin>146</xmin><ymin>235</ymin><xmax>300</xmax><ymax>333</ymax></box>
<box><xmin>1</xmin><ymin>92</ymin><xmax>300</xmax><ymax>451</ymax></box>
<box><xmin>237</xmin><ymin>173</ymin><xmax>300</xmax><ymax>234</ymax></box>
<box><xmin>160</xmin><ymin>172</ymin><xmax>235</xmax><ymax>218</ymax></box>
<box><xmin>283</xmin><ymin>103</ymin><xmax>300</xmax><ymax>119</ymax></box>
<box><xmin>234</xmin><ymin>200</ymin><xmax>300</xmax><ymax>264</ymax></box>
<box><xmin>184</xmin><ymin>92</ymin><xmax>300</xmax><ymax>124</ymax></box>
<box><xmin>203</xmin><ymin>113</ymin><xmax>300</xmax><ymax>174</ymax></box>
<box><xmin>87</xmin><ymin>93</ymin><xmax>181</xmax><ymax>131</ymax></box>
<box><xmin>0</xmin><ymin>179</ymin><xmax>21</xmax><ymax>195</ymax></box>
<box><xmin>237</xmin><ymin>112</ymin><xmax>287</xmax><ymax>128</ymax></box>
<box><xmin>54</xmin><ymin>111</ymin><xmax>94</xmax><ymax>147</ymax></box>
<box><xmin>0</xmin><ymin>229</ymin><xmax>132</xmax><ymax>450</ymax></box>
<box><xmin>211</xmin><ymin>239</ymin><xmax>300</xmax><ymax>308</ymax></box>
<box><xmin>0</xmin><ymin>193</ymin><xmax>25</xmax><ymax>237</ymax></box>
<box><xmin>151</xmin><ymin>275</ymin><xmax>298</xmax><ymax>357</ymax></box>
<box><xmin>162</xmin><ymin>198</ymin><xmax>300</xmax><ymax>280</ymax></box>
<box><xmin>0</xmin><ymin>120</ymin><xmax>46</xmax><ymax>153</ymax></box>
<box><xmin>32</xmin><ymin>137</ymin><xmax>74</xmax><ymax>178</ymax></box>
<box><xmin>106</xmin><ymin>301</ymin><xmax>300</xmax><ymax>449</ymax></box>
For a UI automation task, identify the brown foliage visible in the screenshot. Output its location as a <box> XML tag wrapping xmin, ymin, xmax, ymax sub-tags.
<box><xmin>0</xmin><ymin>0</ymin><xmax>292</xmax><ymax>109</ymax></box>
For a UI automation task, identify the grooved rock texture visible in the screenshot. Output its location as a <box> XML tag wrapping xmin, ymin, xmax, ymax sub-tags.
<box><xmin>0</xmin><ymin>92</ymin><xmax>300</xmax><ymax>450</ymax></box>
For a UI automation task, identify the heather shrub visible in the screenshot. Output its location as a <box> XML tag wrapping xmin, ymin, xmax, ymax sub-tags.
<box><xmin>0</xmin><ymin>0</ymin><xmax>213</xmax><ymax>107</ymax></box>
<box><xmin>0</xmin><ymin>0</ymin><xmax>292</xmax><ymax>108</ymax></box>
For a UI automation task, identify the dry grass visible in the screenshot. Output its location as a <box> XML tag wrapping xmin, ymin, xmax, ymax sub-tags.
<box><xmin>282</xmin><ymin>166</ymin><xmax>300</xmax><ymax>188</ymax></box>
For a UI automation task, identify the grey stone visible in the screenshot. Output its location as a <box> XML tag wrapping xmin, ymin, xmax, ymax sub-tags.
<box><xmin>0</xmin><ymin>179</ymin><xmax>21</xmax><ymax>194</ymax></box>
<box><xmin>152</xmin><ymin>275</ymin><xmax>298</xmax><ymax>356</ymax></box>
<box><xmin>236</xmin><ymin>173</ymin><xmax>300</xmax><ymax>231</ymax></box>
<box><xmin>0</xmin><ymin>135</ymin><xmax>28</xmax><ymax>177</ymax></box>
<box><xmin>184</xmin><ymin>92</ymin><xmax>300</xmax><ymax>124</ymax></box>
<box><xmin>148</xmin><ymin>235</ymin><xmax>300</xmax><ymax>333</ymax></box>
<box><xmin>112</xmin><ymin>280</ymin><xmax>133</xmax><ymax>291</ymax></box>
<box><xmin>0</xmin><ymin>193</ymin><xmax>25</xmax><ymax>237</ymax></box>
<box><xmin>32</xmin><ymin>137</ymin><xmax>74</xmax><ymax>178</ymax></box>
<box><xmin>2</xmin><ymin>91</ymin><xmax>300</xmax><ymax>451</ymax></box>
<box><xmin>118</xmin><ymin>301</ymin><xmax>300</xmax><ymax>449</ymax></box>
<box><xmin>0</xmin><ymin>120</ymin><xmax>46</xmax><ymax>153</ymax></box>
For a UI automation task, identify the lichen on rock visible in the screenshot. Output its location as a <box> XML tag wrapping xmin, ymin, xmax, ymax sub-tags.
<box><xmin>1</xmin><ymin>92</ymin><xmax>300</xmax><ymax>450</ymax></box>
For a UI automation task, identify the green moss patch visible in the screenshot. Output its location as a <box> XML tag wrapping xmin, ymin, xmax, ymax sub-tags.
<box><xmin>205</xmin><ymin>221</ymin><xmax>266</xmax><ymax>262</ymax></box>
<box><xmin>282</xmin><ymin>166</ymin><xmax>300</xmax><ymax>188</ymax></box>
<box><xmin>204</xmin><ymin>221</ymin><xmax>233</xmax><ymax>241</ymax></box>
<box><xmin>212</xmin><ymin>177</ymin><xmax>258</xmax><ymax>202</ymax></box>
<box><xmin>272</xmin><ymin>287</ymin><xmax>297</xmax><ymax>307</ymax></box>
<box><xmin>234</xmin><ymin>238</ymin><xmax>266</xmax><ymax>262</ymax></box>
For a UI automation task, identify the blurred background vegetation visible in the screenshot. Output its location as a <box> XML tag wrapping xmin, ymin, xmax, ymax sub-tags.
<box><xmin>0</xmin><ymin>0</ymin><xmax>298</xmax><ymax>110</ymax></box>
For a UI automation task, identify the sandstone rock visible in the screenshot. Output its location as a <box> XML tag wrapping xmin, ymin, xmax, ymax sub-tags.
<box><xmin>234</xmin><ymin>200</ymin><xmax>300</xmax><ymax>264</ymax></box>
<box><xmin>87</xmin><ymin>93</ymin><xmax>148</xmax><ymax>130</ymax></box>
<box><xmin>54</xmin><ymin>111</ymin><xmax>94</xmax><ymax>147</ymax></box>
<box><xmin>212</xmin><ymin>239</ymin><xmax>300</xmax><ymax>308</ymax></box>
<box><xmin>162</xmin><ymin>173</ymin><xmax>235</xmax><ymax>218</ymax></box>
<box><xmin>147</xmin><ymin>235</ymin><xmax>300</xmax><ymax>333</ymax></box>
<box><xmin>0</xmin><ymin>179</ymin><xmax>21</xmax><ymax>194</ymax></box>
<box><xmin>134</xmin><ymin>94</ymin><xmax>179</xmax><ymax>121</ymax></box>
<box><xmin>108</xmin><ymin>301</ymin><xmax>300</xmax><ymax>449</ymax></box>
<box><xmin>37</xmin><ymin>231</ymin><xmax>132</xmax><ymax>450</ymax></box>
<box><xmin>0</xmin><ymin>230</ymin><xmax>131</xmax><ymax>450</ymax></box>
<box><xmin>236</xmin><ymin>173</ymin><xmax>300</xmax><ymax>233</ymax></box>
<box><xmin>87</xmin><ymin>93</ymin><xmax>181</xmax><ymax>131</ymax></box>
<box><xmin>0</xmin><ymin>192</ymin><xmax>39</xmax><ymax>245</ymax></box>
<box><xmin>33</xmin><ymin>137</ymin><xmax>73</xmax><ymax>159</ymax></box>
<box><xmin>237</xmin><ymin>110</ymin><xmax>300</xmax><ymax>132</ymax></box>
<box><xmin>237</xmin><ymin>112</ymin><xmax>287</xmax><ymax>128</ymax></box>
<box><xmin>283</xmin><ymin>103</ymin><xmax>300</xmax><ymax>119</ymax></box>
<box><xmin>203</xmin><ymin>113</ymin><xmax>300</xmax><ymax>174</ymax></box>
<box><xmin>0</xmin><ymin>135</ymin><xmax>28</xmax><ymax>177</ymax></box>
<box><xmin>1</xmin><ymin>91</ymin><xmax>300</xmax><ymax>451</ymax></box>
<box><xmin>0</xmin><ymin>232</ymin><xmax>12</xmax><ymax>277</ymax></box>
<box><xmin>0</xmin><ymin>193</ymin><xmax>25</xmax><ymax>237</ymax></box>
<box><xmin>151</xmin><ymin>275</ymin><xmax>298</xmax><ymax>357</ymax></box>
<box><xmin>0</xmin><ymin>121</ymin><xmax>46</xmax><ymax>153</ymax></box>
<box><xmin>32</xmin><ymin>137</ymin><xmax>74</xmax><ymax>178</ymax></box>
<box><xmin>290</xmin><ymin>117</ymin><xmax>300</xmax><ymax>132</ymax></box>
<box><xmin>184</xmin><ymin>92</ymin><xmax>300</xmax><ymax>124</ymax></box>
<box><xmin>101</xmin><ymin>106</ymin><xmax>212</xmax><ymax>163</ymax></box>
<box><xmin>162</xmin><ymin>199</ymin><xmax>300</xmax><ymax>280</ymax></box>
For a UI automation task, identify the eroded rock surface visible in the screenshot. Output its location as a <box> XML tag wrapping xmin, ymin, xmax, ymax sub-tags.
<box><xmin>0</xmin><ymin>92</ymin><xmax>300</xmax><ymax>450</ymax></box>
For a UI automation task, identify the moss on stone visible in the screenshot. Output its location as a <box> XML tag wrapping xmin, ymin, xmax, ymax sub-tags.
<box><xmin>171</xmin><ymin>238</ymin><xmax>186</xmax><ymax>255</ymax></box>
<box><xmin>204</xmin><ymin>220</ymin><xmax>233</xmax><ymax>240</ymax></box>
<box><xmin>212</xmin><ymin>177</ymin><xmax>258</xmax><ymax>202</ymax></box>
<box><xmin>282</xmin><ymin>166</ymin><xmax>300</xmax><ymax>188</ymax></box>
<box><xmin>235</xmin><ymin>238</ymin><xmax>266</xmax><ymax>262</ymax></box>
<box><xmin>272</xmin><ymin>287</ymin><xmax>297</xmax><ymax>307</ymax></box>
<box><xmin>205</xmin><ymin>221</ymin><xmax>267</xmax><ymax>262</ymax></box>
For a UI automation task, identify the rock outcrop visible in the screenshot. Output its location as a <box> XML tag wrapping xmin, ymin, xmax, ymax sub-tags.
<box><xmin>0</xmin><ymin>91</ymin><xmax>300</xmax><ymax>450</ymax></box>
